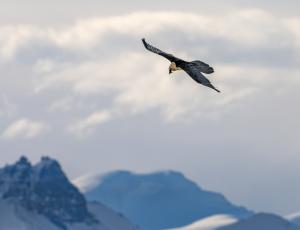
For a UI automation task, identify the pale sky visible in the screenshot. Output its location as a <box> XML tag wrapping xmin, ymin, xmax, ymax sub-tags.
<box><xmin>0</xmin><ymin>0</ymin><xmax>300</xmax><ymax>215</ymax></box>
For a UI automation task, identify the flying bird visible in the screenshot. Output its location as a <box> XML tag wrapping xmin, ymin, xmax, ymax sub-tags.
<box><xmin>142</xmin><ymin>38</ymin><xmax>220</xmax><ymax>93</ymax></box>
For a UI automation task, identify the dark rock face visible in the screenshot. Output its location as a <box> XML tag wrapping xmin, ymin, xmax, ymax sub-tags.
<box><xmin>0</xmin><ymin>156</ymin><xmax>97</xmax><ymax>229</ymax></box>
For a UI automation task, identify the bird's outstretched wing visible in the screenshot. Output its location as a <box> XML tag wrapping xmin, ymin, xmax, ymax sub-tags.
<box><xmin>142</xmin><ymin>38</ymin><xmax>184</xmax><ymax>63</ymax></box>
<box><xmin>191</xmin><ymin>60</ymin><xmax>214</xmax><ymax>74</ymax></box>
<box><xmin>182</xmin><ymin>63</ymin><xmax>220</xmax><ymax>93</ymax></box>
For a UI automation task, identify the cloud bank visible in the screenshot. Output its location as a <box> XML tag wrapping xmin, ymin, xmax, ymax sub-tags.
<box><xmin>0</xmin><ymin>9</ymin><xmax>299</xmax><ymax>137</ymax></box>
<box><xmin>2</xmin><ymin>118</ymin><xmax>48</xmax><ymax>140</ymax></box>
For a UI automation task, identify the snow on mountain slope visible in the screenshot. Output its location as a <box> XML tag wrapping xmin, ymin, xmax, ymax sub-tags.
<box><xmin>0</xmin><ymin>199</ymin><xmax>61</xmax><ymax>230</ymax></box>
<box><xmin>74</xmin><ymin>170</ymin><xmax>252</xmax><ymax>230</ymax></box>
<box><xmin>286</xmin><ymin>212</ymin><xmax>300</xmax><ymax>227</ymax></box>
<box><xmin>75</xmin><ymin>173</ymin><xmax>101</xmax><ymax>193</ymax></box>
<box><xmin>0</xmin><ymin>157</ymin><xmax>138</xmax><ymax>230</ymax></box>
<box><xmin>217</xmin><ymin>213</ymin><xmax>300</xmax><ymax>230</ymax></box>
<box><xmin>0</xmin><ymin>199</ymin><xmax>138</xmax><ymax>230</ymax></box>
<box><xmin>88</xmin><ymin>202</ymin><xmax>139</xmax><ymax>230</ymax></box>
<box><xmin>172</xmin><ymin>214</ymin><xmax>238</xmax><ymax>230</ymax></box>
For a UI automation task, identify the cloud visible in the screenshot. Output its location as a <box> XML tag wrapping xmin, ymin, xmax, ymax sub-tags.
<box><xmin>1</xmin><ymin>10</ymin><xmax>300</xmax><ymax>61</ymax></box>
<box><xmin>33</xmin><ymin>58</ymin><xmax>57</xmax><ymax>74</ymax></box>
<box><xmin>0</xmin><ymin>9</ymin><xmax>300</xmax><ymax>124</ymax></box>
<box><xmin>48</xmin><ymin>97</ymin><xmax>74</xmax><ymax>112</ymax></box>
<box><xmin>68</xmin><ymin>110</ymin><xmax>112</xmax><ymax>137</ymax></box>
<box><xmin>1</xmin><ymin>118</ymin><xmax>49</xmax><ymax>140</ymax></box>
<box><xmin>0</xmin><ymin>94</ymin><xmax>17</xmax><ymax>117</ymax></box>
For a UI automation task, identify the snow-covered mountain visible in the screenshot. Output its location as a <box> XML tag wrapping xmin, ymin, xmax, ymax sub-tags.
<box><xmin>174</xmin><ymin>213</ymin><xmax>300</xmax><ymax>230</ymax></box>
<box><xmin>74</xmin><ymin>170</ymin><xmax>252</xmax><ymax>230</ymax></box>
<box><xmin>217</xmin><ymin>213</ymin><xmax>300</xmax><ymax>230</ymax></box>
<box><xmin>0</xmin><ymin>156</ymin><xmax>138</xmax><ymax>230</ymax></box>
<box><xmin>172</xmin><ymin>214</ymin><xmax>238</xmax><ymax>230</ymax></box>
<box><xmin>286</xmin><ymin>212</ymin><xmax>300</xmax><ymax>227</ymax></box>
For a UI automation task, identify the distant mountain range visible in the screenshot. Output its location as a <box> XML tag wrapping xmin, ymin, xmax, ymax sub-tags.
<box><xmin>74</xmin><ymin>170</ymin><xmax>252</xmax><ymax>230</ymax></box>
<box><xmin>1</xmin><ymin>156</ymin><xmax>300</xmax><ymax>230</ymax></box>
<box><xmin>75</xmin><ymin>170</ymin><xmax>300</xmax><ymax>230</ymax></box>
<box><xmin>0</xmin><ymin>156</ymin><xmax>138</xmax><ymax>230</ymax></box>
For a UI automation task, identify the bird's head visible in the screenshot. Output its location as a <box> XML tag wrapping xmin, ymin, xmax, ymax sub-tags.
<box><xmin>169</xmin><ymin>62</ymin><xmax>178</xmax><ymax>75</ymax></box>
<box><xmin>207</xmin><ymin>67</ymin><xmax>214</xmax><ymax>74</ymax></box>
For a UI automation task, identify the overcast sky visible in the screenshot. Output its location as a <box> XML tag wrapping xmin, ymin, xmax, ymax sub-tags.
<box><xmin>0</xmin><ymin>0</ymin><xmax>300</xmax><ymax>215</ymax></box>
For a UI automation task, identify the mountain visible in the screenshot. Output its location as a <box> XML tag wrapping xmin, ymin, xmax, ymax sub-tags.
<box><xmin>74</xmin><ymin>170</ymin><xmax>252</xmax><ymax>230</ymax></box>
<box><xmin>217</xmin><ymin>213</ymin><xmax>300</xmax><ymax>230</ymax></box>
<box><xmin>173</xmin><ymin>214</ymin><xmax>238</xmax><ymax>230</ymax></box>
<box><xmin>174</xmin><ymin>213</ymin><xmax>300</xmax><ymax>230</ymax></box>
<box><xmin>286</xmin><ymin>212</ymin><xmax>300</xmax><ymax>227</ymax></box>
<box><xmin>0</xmin><ymin>156</ymin><xmax>138</xmax><ymax>230</ymax></box>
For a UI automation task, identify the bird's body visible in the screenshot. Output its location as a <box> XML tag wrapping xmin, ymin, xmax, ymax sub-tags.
<box><xmin>142</xmin><ymin>38</ymin><xmax>220</xmax><ymax>93</ymax></box>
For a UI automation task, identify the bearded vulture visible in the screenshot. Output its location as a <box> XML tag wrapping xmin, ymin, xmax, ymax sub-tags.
<box><xmin>142</xmin><ymin>38</ymin><xmax>220</xmax><ymax>93</ymax></box>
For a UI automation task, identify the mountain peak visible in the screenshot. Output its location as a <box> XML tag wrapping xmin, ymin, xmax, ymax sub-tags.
<box><xmin>34</xmin><ymin>156</ymin><xmax>67</xmax><ymax>182</ymax></box>
<box><xmin>78</xmin><ymin>170</ymin><xmax>252</xmax><ymax>230</ymax></box>
<box><xmin>16</xmin><ymin>156</ymin><xmax>31</xmax><ymax>167</ymax></box>
<box><xmin>38</xmin><ymin>156</ymin><xmax>61</xmax><ymax>169</ymax></box>
<box><xmin>40</xmin><ymin>156</ymin><xmax>57</xmax><ymax>164</ymax></box>
<box><xmin>0</xmin><ymin>156</ymin><xmax>97</xmax><ymax>229</ymax></box>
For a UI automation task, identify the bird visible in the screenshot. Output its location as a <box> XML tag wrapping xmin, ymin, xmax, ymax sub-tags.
<box><xmin>142</xmin><ymin>38</ymin><xmax>220</xmax><ymax>93</ymax></box>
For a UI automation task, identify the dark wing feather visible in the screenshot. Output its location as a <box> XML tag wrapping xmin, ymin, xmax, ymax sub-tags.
<box><xmin>142</xmin><ymin>38</ymin><xmax>183</xmax><ymax>63</ymax></box>
<box><xmin>191</xmin><ymin>60</ymin><xmax>214</xmax><ymax>74</ymax></box>
<box><xmin>182</xmin><ymin>63</ymin><xmax>220</xmax><ymax>92</ymax></box>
